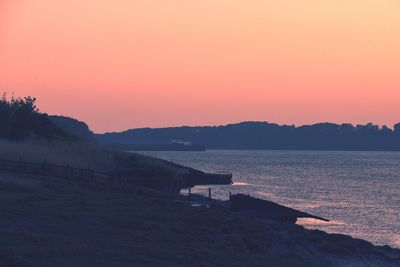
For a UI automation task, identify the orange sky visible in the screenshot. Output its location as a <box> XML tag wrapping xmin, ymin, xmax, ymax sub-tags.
<box><xmin>1</xmin><ymin>0</ymin><xmax>399</xmax><ymax>133</ymax></box>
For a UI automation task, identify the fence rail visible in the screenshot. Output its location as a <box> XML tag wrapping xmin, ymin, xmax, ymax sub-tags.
<box><xmin>0</xmin><ymin>159</ymin><xmax>111</xmax><ymax>181</ymax></box>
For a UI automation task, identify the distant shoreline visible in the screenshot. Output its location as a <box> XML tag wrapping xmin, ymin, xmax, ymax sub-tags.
<box><xmin>96</xmin><ymin>121</ymin><xmax>400</xmax><ymax>152</ymax></box>
<box><xmin>130</xmin><ymin>148</ymin><xmax>400</xmax><ymax>153</ymax></box>
<box><xmin>106</xmin><ymin>143</ymin><xmax>206</xmax><ymax>152</ymax></box>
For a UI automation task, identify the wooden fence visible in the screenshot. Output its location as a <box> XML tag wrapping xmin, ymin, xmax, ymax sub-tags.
<box><xmin>0</xmin><ymin>159</ymin><xmax>110</xmax><ymax>181</ymax></box>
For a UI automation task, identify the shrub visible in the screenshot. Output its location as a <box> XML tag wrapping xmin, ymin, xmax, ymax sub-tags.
<box><xmin>0</xmin><ymin>94</ymin><xmax>68</xmax><ymax>141</ymax></box>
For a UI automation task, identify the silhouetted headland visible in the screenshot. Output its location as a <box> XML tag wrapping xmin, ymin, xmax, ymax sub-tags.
<box><xmin>97</xmin><ymin>121</ymin><xmax>400</xmax><ymax>151</ymax></box>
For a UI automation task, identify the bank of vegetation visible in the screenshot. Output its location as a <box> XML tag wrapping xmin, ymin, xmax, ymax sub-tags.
<box><xmin>0</xmin><ymin>95</ymin><xmax>70</xmax><ymax>141</ymax></box>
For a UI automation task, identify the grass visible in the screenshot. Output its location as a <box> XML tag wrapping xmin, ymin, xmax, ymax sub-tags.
<box><xmin>0</xmin><ymin>139</ymin><xmax>114</xmax><ymax>171</ymax></box>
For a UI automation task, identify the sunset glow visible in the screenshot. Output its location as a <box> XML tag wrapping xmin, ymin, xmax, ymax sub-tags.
<box><xmin>1</xmin><ymin>0</ymin><xmax>399</xmax><ymax>132</ymax></box>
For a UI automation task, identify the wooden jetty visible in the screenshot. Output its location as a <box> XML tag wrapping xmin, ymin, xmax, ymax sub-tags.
<box><xmin>189</xmin><ymin>172</ymin><xmax>233</xmax><ymax>186</ymax></box>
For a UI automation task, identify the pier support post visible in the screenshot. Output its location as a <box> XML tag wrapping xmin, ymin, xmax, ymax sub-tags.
<box><xmin>208</xmin><ymin>188</ymin><xmax>212</xmax><ymax>200</ymax></box>
<box><xmin>188</xmin><ymin>187</ymin><xmax>191</xmax><ymax>199</ymax></box>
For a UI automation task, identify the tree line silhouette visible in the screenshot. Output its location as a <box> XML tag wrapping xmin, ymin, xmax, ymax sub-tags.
<box><xmin>98</xmin><ymin>121</ymin><xmax>400</xmax><ymax>151</ymax></box>
<box><xmin>0</xmin><ymin>95</ymin><xmax>69</xmax><ymax>141</ymax></box>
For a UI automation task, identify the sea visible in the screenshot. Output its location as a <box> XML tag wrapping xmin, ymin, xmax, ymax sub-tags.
<box><xmin>137</xmin><ymin>150</ymin><xmax>400</xmax><ymax>248</ymax></box>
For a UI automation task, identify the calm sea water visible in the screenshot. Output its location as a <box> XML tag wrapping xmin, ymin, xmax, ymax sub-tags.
<box><xmin>138</xmin><ymin>150</ymin><xmax>400</xmax><ymax>248</ymax></box>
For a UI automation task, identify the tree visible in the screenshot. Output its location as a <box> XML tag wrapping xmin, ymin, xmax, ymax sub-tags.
<box><xmin>0</xmin><ymin>94</ymin><xmax>68</xmax><ymax>141</ymax></box>
<box><xmin>394</xmin><ymin>123</ymin><xmax>400</xmax><ymax>133</ymax></box>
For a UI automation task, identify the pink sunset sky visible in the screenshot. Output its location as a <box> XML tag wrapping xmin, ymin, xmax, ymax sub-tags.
<box><xmin>1</xmin><ymin>0</ymin><xmax>399</xmax><ymax>133</ymax></box>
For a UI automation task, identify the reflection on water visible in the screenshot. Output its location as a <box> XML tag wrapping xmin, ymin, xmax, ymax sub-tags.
<box><xmin>139</xmin><ymin>150</ymin><xmax>400</xmax><ymax>248</ymax></box>
<box><xmin>298</xmin><ymin>218</ymin><xmax>346</xmax><ymax>226</ymax></box>
<box><xmin>394</xmin><ymin>237</ymin><xmax>400</xmax><ymax>246</ymax></box>
<box><xmin>232</xmin><ymin>182</ymin><xmax>252</xmax><ymax>186</ymax></box>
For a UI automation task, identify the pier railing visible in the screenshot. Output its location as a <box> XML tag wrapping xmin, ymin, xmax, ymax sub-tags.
<box><xmin>0</xmin><ymin>159</ymin><xmax>110</xmax><ymax>181</ymax></box>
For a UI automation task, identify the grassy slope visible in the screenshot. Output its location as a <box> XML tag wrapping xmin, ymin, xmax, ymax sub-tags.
<box><xmin>1</xmin><ymin>172</ymin><xmax>399</xmax><ymax>267</ymax></box>
<box><xmin>0</xmin><ymin>172</ymin><xmax>295</xmax><ymax>267</ymax></box>
<box><xmin>0</xmin><ymin>139</ymin><xmax>115</xmax><ymax>171</ymax></box>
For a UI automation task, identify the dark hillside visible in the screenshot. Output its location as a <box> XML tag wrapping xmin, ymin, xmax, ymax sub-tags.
<box><xmin>49</xmin><ymin>115</ymin><xmax>96</xmax><ymax>142</ymax></box>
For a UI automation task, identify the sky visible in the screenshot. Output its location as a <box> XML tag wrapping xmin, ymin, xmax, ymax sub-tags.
<box><xmin>0</xmin><ymin>0</ymin><xmax>399</xmax><ymax>133</ymax></box>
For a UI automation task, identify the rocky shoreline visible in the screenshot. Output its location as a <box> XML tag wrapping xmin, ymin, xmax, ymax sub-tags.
<box><xmin>182</xmin><ymin>193</ymin><xmax>400</xmax><ymax>266</ymax></box>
